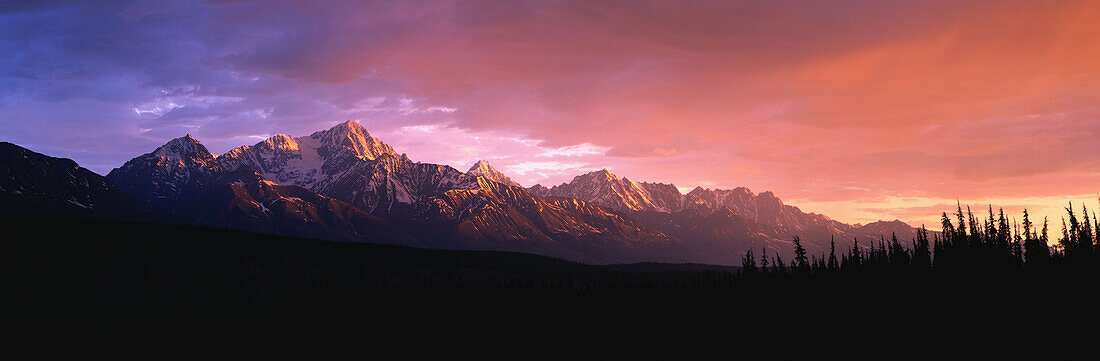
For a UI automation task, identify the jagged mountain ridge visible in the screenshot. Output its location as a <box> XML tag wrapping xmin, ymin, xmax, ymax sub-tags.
<box><xmin>217</xmin><ymin>121</ymin><xmax>397</xmax><ymax>190</ymax></box>
<box><xmin>531</xmin><ymin>169</ymin><xmax>923</xmax><ymax>262</ymax></box>
<box><xmin>104</xmin><ymin>131</ymin><xmax>418</xmax><ymax>245</ymax></box>
<box><xmin>532</xmin><ymin>169</ymin><xmax>850</xmax><ymax>232</ymax></box>
<box><xmin>541</xmin><ymin>169</ymin><xmax>683</xmax><ymax>213</ymax></box>
<box><xmin>106</xmin><ymin>135</ymin><xmax>222</xmax><ymax>212</ymax></box>
<box><xmin>394</xmin><ymin>176</ymin><xmax>688</xmax><ymax>263</ymax></box>
<box><xmin>466</xmin><ymin>160</ymin><xmax>521</xmax><ymax>188</ymax></box>
<box><xmin>216</xmin><ymin>120</ymin><xmax>471</xmax><ymax>215</ymax></box>
<box><xmin>105</xmin><ymin>121</ymin><xmax>684</xmax><ymax>264</ymax></box>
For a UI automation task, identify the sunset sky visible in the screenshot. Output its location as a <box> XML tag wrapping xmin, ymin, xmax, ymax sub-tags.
<box><xmin>2</xmin><ymin>0</ymin><xmax>1099</xmax><ymax>228</ymax></box>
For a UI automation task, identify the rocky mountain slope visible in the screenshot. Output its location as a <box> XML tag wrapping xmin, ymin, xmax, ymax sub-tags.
<box><xmin>538</xmin><ymin>170</ymin><xmax>679</xmax><ymax>213</ymax></box>
<box><xmin>395</xmin><ymin>176</ymin><xmax>688</xmax><ymax>263</ymax></box>
<box><xmin>104</xmin><ymin>131</ymin><xmax>416</xmax><ymax>245</ymax></box>
<box><xmin>216</xmin><ymin>121</ymin><xmax>469</xmax><ymax>215</ymax></box>
<box><xmin>174</xmin><ymin>178</ymin><xmax>416</xmax><ymax>246</ymax></box>
<box><xmin>106</xmin><ymin>135</ymin><xmax>222</xmax><ymax>212</ymax></box>
<box><xmin>466</xmin><ymin>160</ymin><xmax>521</xmax><ymax>188</ymax></box>
<box><xmin>1</xmin><ymin>142</ymin><xmax>163</xmax><ymax>222</ymax></box>
<box><xmin>532</xmin><ymin>169</ymin><xmax>922</xmax><ymax>262</ymax></box>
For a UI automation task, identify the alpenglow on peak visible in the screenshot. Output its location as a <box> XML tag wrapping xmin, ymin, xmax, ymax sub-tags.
<box><xmin>466</xmin><ymin>159</ymin><xmax>521</xmax><ymax>188</ymax></box>
<box><xmin>150</xmin><ymin>134</ymin><xmax>215</xmax><ymax>163</ymax></box>
<box><xmin>309</xmin><ymin>120</ymin><xmax>396</xmax><ymax>161</ymax></box>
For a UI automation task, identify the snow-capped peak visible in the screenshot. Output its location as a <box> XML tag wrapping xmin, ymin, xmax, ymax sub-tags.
<box><xmin>159</xmin><ymin>134</ymin><xmax>199</xmax><ymax>150</ymax></box>
<box><xmin>309</xmin><ymin>120</ymin><xmax>396</xmax><ymax>161</ymax></box>
<box><xmin>105</xmin><ymin>134</ymin><xmax>220</xmax><ymax>212</ymax></box>
<box><xmin>543</xmin><ymin>169</ymin><xmax>668</xmax><ymax>212</ymax></box>
<box><xmin>264</xmin><ymin>133</ymin><xmax>299</xmax><ymax>151</ymax></box>
<box><xmin>593</xmin><ymin>169</ymin><xmax>616</xmax><ymax>180</ymax></box>
<box><xmin>152</xmin><ymin>134</ymin><xmax>214</xmax><ymax>163</ymax></box>
<box><xmin>466</xmin><ymin>160</ymin><xmax>521</xmax><ymax>187</ymax></box>
<box><xmin>209</xmin><ymin>120</ymin><xmax>470</xmax><ymax>213</ymax></box>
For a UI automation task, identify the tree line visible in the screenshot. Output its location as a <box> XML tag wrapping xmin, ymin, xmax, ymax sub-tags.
<box><xmin>739</xmin><ymin>201</ymin><xmax>1100</xmax><ymax>279</ymax></box>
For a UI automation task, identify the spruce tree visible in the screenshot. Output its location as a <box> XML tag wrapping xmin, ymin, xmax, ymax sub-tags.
<box><xmin>742</xmin><ymin>247</ymin><xmax>758</xmax><ymax>276</ymax></box>
<box><xmin>828</xmin><ymin>237</ymin><xmax>839</xmax><ymax>271</ymax></box>
<box><xmin>792</xmin><ymin>237</ymin><xmax>809</xmax><ymax>274</ymax></box>
<box><xmin>1080</xmin><ymin>205</ymin><xmax>1094</xmax><ymax>255</ymax></box>
<box><xmin>913</xmin><ymin>226</ymin><xmax>931</xmax><ymax>270</ymax></box>
<box><xmin>956</xmin><ymin>203</ymin><xmax>967</xmax><ymax>241</ymax></box>
<box><xmin>1041</xmin><ymin>217</ymin><xmax>1051</xmax><ymax>254</ymax></box>
<box><xmin>850</xmin><ymin>239</ymin><xmax>862</xmax><ymax>269</ymax></box>
<box><xmin>760</xmin><ymin>247</ymin><xmax>769</xmax><ymax>275</ymax></box>
<box><xmin>1011</xmin><ymin>220</ymin><xmax>1023</xmax><ymax>266</ymax></box>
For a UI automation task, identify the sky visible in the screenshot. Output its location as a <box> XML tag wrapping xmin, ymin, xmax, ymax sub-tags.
<box><xmin>1</xmin><ymin>0</ymin><xmax>1099</xmax><ymax>229</ymax></box>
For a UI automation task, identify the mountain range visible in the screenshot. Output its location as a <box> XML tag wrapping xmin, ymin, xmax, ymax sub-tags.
<box><xmin>528</xmin><ymin>168</ymin><xmax>920</xmax><ymax>263</ymax></box>
<box><xmin>3</xmin><ymin>120</ymin><xmax>920</xmax><ymax>264</ymax></box>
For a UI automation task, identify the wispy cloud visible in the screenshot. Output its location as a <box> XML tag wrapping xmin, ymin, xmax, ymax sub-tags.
<box><xmin>506</xmin><ymin>161</ymin><xmax>599</xmax><ymax>177</ymax></box>
<box><xmin>536</xmin><ymin>143</ymin><xmax>609</xmax><ymax>158</ymax></box>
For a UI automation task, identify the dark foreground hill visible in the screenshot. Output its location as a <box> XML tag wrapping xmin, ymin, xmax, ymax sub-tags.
<box><xmin>0</xmin><ymin>142</ymin><xmax>165</xmax><ymax>222</ymax></box>
<box><xmin>1</xmin><ymin>216</ymin><xmax>1083</xmax><ymax>359</ymax></box>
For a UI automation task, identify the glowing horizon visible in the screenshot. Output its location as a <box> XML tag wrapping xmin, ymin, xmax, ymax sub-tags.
<box><xmin>1</xmin><ymin>0</ymin><xmax>1098</xmax><ymax>230</ymax></box>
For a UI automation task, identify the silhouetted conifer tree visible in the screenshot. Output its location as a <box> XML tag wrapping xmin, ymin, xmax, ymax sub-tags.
<box><xmin>1022</xmin><ymin>212</ymin><xmax>1052</xmax><ymax>267</ymax></box>
<box><xmin>828</xmin><ymin>237</ymin><xmax>839</xmax><ymax>271</ymax></box>
<box><xmin>849</xmin><ymin>239</ymin><xmax>862</xmax><ymax>269</ymax></box>
<box><xmin>936</xmin><ymin>213</ymin><xmax>954</xmax><ymax>268</ymax></box>
<box><xmin>760</xmin><ymin>246</ymin><xmax>770</xmax><ymax>275</ymax></box>
<box><xmin>1080</xmin><ymin>205</ymin><xmax>1094</xmax><ymax>256</ymax></box>
<box><xmin>772</xmin><ymin>253</ymin><xmax>786</xmax><ymax>276</ymax></box>
<box><xmin>956</xmin><ymin>203</ymin><xmax>967</xmax><ymax>240</ymax></box>
<box><xmin>1063</xmin><ymin>208</ymin><xmax>1081</xmax><ymax>259</ymax></box>
<box><xmin>912</xmin><ymin>226</ymin><xmax>931</xmax><ymax>270</ymax></box>
<box><xmin>792</xmin><ymin>237</ymin><xmax>809</xmax><ymax>274</ymax></box>
<box><xmin>887</xmin><ymin>232</ymin><xmax>908</xmax><ymax>266</ymax></box>
<box><xmin>742</xmin><ymin>247</ymin><xmax>758</xmax><ymax>276</ymax></box>
<box><xmin>1011</xmin><ymin>220</ymin><xmax>1023</xmax><ymax>266</ymax></box>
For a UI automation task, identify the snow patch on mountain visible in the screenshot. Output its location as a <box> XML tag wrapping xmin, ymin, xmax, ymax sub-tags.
<box><xmin>536</xmin><ymin>169</ymin><xmax>682</xmax><ymax>213</ymax></box>
<box><xmin>106</xmin><ymin>135</ymin><xmax>221</xmax><ymax>211</ymax></box>
<box><xmin>215</xmin><ymin>121</ymin><xmax>474</xmax><ymax>214</ymax></box>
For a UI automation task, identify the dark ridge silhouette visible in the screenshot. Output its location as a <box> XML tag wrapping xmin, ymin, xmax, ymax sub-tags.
<box><xmin>0</xmin><ymin>142</ymin><xmax>167</xmax><ymax>223</ymax></box>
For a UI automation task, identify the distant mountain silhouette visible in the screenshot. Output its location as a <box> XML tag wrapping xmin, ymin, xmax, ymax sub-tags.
<box><xmin>0</xmin><ymin>142</ymin><xmax>163</xmax><ymax>222</ymax></box>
